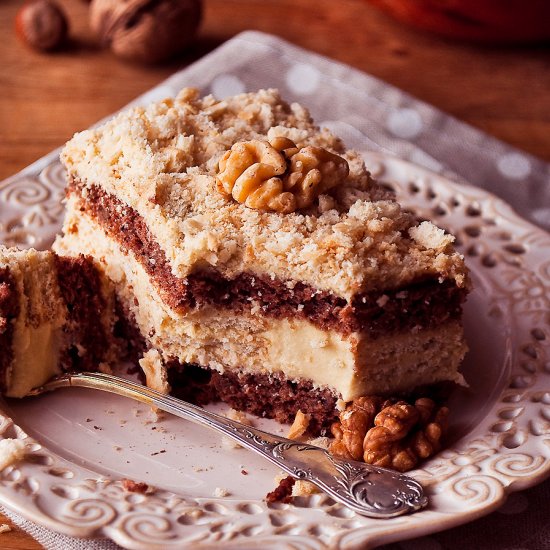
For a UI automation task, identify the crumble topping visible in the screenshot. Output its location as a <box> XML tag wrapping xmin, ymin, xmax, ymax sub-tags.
<box><xmin>62</xmin><ymin>88</ymin><xmax>468</xmax><ymax>299</ymax></box>
<box><xmin>409</xmin><ymin>221</ymin><xmax>455</xmax><ymax>251</ymax></box>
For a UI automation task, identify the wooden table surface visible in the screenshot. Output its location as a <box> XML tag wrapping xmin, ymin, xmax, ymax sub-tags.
<box><xmin>0</xmin><ymin>0</ymin><xmax>549</xmax><ymax>547</ymax></box>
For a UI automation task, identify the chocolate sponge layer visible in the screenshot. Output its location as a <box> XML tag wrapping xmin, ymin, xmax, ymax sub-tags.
<box><xmin>167</xmin><ymin>361</ymin><xmax>339</xmax><ymax>434</ymax></box>
<box><xmin>0</xmin><ymin>268</ymin><xmax>19</xmax><ymax>392</ymax></box>
<box><xmin>68</xmin><ymin>179</ymin><xmax>467</xmax><ymax>337</ymax></box>
<box><xmin>54</xmin><ymin>255</ymin><xmax>111</xmax><ymax>371</ymax></box>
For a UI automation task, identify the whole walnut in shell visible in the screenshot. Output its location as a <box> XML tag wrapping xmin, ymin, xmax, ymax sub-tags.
<box><xmin>90</xmin><ymin>0</ymin><xmax>202</xmax><ymax>64</ymax></box>
<box><xmin>15</xmin><ymin>0</ymin><xmax>68</xmax><ymax>51</ymax></box>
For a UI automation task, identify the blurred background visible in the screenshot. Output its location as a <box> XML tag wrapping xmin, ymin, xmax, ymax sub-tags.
<box><xmin>1</xmin><ymin>0</ymin><xmax>549</xmax><ymax>184</ymax></box>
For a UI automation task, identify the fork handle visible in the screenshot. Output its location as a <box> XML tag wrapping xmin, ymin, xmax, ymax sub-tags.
<box><xmin>34</xmin><ymin>372</ymin><xmax>427</xmax><ymax>518</ymax></box>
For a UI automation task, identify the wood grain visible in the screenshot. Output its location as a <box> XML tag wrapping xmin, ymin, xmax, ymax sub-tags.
<box><xmin>0</xmin><ymin>516</ymin><xmax>42</xmax><ymax>549</ymax></box>
<box><xmin>0</xmin><ymin>0</ymin><xmax>548</xmax><ymax>547</ymax></box>
<box><xmin>0</xmin><ymin>0</ymin><xmax>549</xmax><ymax>184</ymax></box>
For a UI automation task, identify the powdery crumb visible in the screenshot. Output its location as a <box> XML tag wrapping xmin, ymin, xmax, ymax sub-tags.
<box><xmin>143</xmin><ymin>407</ymin><xmax>165</xmax><ymax>423</ymax></box>
<box><xmin>193</xmin><ymin>466</ymin><xmax>212</xmax><ymax>472</ymax></box>
<box><xmin>226</xmin><ymin>408</ymin><xmax>253</xmax><ymax>425</ymax></box>
<box><xmin>121</xmin><ymin>478</ymin><xmax>150</xmax><ymax>494</ymax></box>
<box><xmin>409</xmin><ymin>221</ymin><xmax>454</xmax><ymax>251</ymax></box>
<box><xmin>221</xmin><ymin>436</ymin><xmax>241</xmax><ymax>451</ymax></box>
<box><xmin>307</xmin><ymin>436</ymin><xmax>331</xmax><ymax>450</ymax></box>
<box><xmin>273</xmin><ymin>472</ymin><xmax>288</xmax><ymax>486</ymax></box>
<box><xmin>287</xmin><ymin>410</ymin><xmax>310</xmax><ymax>440</ymax></box>
<box><xmin>214</xmin><ymin>487</ymin><xmax>230</xmax><ymax>497</ymax></box>
<box><xmin>292</xmin><ymin>480</ymin><xmax>320</xmax><ymax>497</ymax></box>
<box><xmin>0</xmin><ymin>439</ymin><xmax>26</xmax><ymax>470</ymax></box>
<box><xmin>222</xmin><ymin>409</ymin><xmax>254</xmax><ymax>449</ymax></box>
<box><xmin>0</xmin><ymin>524</ymin><xmax>11</xmax><ymax>534</ymax></box>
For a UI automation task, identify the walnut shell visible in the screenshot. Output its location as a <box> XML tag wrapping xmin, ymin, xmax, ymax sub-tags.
<box><xmin>90</xmin><ymin>0</ymin><xmax>202</xmax><ymax>64</ymax></box>
<box><xmin>15</xmin><ymin>0</ymin><xmax>68</xmax><ymax>51</ymax></box>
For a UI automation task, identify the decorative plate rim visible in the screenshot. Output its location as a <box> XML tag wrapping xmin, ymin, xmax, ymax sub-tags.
<box><xmin>0</xmin><ymin>151</ymin><xmax>548</xmax><ymax>549</ymax></box>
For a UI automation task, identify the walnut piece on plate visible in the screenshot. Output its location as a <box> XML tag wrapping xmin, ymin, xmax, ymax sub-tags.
<box><xmin>330</xmin><ymin>397</ymin><xmax>449</xmax><ymax>472</ymax></box>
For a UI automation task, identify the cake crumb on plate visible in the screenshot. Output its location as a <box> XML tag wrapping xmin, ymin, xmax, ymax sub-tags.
<box><xmin>213</xmin><ymin>487</ymin><xmax>230</xmax><ymax>497</ymax></box>
<box><xmin>121</xmin><ymin>478</ymin><xmax>150</xmax><ymax>493</ymax></box>
<box><xmin>292</xmin><ymin>480</ymin><xmax>320</xmax><ymax>497</ymax></box>
<box><xmin>0</xmin><ymin>439</ymin><xmax>26</xmax><ymax>470</ymax></box>
<box><xmin>222</xmin><ymin>409</ymin><xmax>254</xmax><ymax>449</ymax></box>
<box><xmin>266</xmin><ymin>475</ymin><xmax>295</xmax><ymax>503</ymax></box>
<box><xmin>287</xmin><ymin>410</ymin><xmax>310</xmax><ymax>440</ymax></box>
<box><xmin>307</xmin><ymin>436</ymin><xmax>331</xmax><ymax>449</ymax></box>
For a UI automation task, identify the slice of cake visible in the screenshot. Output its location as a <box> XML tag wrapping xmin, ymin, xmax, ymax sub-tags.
<box><xmin>54</xmin><ymin>88</ymin><xmax>469</xmax><ymax>432</ymax></box>
<box><xmin>0</xmin><ymin>246</ymin><xmax>119</xmax><ymax>397</ymax></box>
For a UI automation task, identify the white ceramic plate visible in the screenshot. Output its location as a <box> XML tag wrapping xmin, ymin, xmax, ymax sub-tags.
<box><xmin>0</xmin><ymin>150</ymin><xmax>549</xmax><ymax>550</ymax></box>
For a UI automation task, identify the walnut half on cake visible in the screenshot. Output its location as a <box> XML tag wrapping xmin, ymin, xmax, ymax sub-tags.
<box><xmin>53</xmin><ymin>87</ymin><xmax>470</xmax><ymax>433</ymax></box>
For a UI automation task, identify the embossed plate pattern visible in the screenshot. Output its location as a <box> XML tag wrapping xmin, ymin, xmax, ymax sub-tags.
<box><xmin>0</xmin><ymin>150</ymin><xmax>548</xmax><ymax>549</ymax></box>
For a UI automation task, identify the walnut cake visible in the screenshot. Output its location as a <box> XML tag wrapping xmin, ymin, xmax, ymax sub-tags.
<box><xmin>38</xmin><ymin>88</ymin><xmax>469</xmax><ymax>432</ymax></box>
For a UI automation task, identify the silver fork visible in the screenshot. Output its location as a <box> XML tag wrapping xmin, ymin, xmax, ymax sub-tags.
<box><xmin>29</xmin><ymin>372</ymin><xmax>427</xmax><ymax>518</ymax></box>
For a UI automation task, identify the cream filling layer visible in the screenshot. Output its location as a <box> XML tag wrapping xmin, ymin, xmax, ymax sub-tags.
<box><xmin>55</xmin><ymin>198</ymin><xmax>467</xmax><ymax>401</ymax></box>
<box><xmin>8</xmin><ymin>323</ymin><xmax>62</xmax><ymax>398</ymax></box>
<box><xmin>5</xmin><ymin>252</ymin><xmax>65</xmax><ymax>398</ymax></box>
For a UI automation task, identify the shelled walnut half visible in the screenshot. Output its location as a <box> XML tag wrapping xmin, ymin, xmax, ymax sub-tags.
<box><xmin>216</xmin><ymin>137</ymin><xmax>349</xmax><ymax>213</ymax></box>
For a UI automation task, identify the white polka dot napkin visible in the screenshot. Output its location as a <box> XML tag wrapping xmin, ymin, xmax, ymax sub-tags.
<box><xmin>169</xmin><ymin>31</ymin><xmax>548</xmax><ymax>232</ymax></box>
<box><xmin>3</xmin><ymin>30</ymin><xmax>549</xmax><ymax>550</ymax></box>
